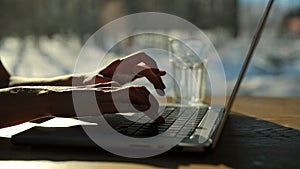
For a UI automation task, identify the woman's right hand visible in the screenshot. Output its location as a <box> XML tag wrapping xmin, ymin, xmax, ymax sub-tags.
<box><xmin>50</xmin><ymin>86</ymin><xmax>164</xmax><ymax>123</ymax></box>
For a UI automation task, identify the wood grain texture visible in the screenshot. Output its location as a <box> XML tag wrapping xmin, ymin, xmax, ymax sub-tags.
<box><xmin>205</xmin><ymin>96</ymin><xmax>300</xmax><ymax>130</ymax></box>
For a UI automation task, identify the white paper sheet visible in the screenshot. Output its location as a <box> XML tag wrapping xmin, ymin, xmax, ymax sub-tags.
<box><xmin>0</xmin><ymin>117</ymin><xmax>97</xmax><ymax>138</ymax></box>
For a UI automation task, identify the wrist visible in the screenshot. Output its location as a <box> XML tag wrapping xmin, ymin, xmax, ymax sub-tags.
<box><xmin>99</xmin><ymin>59</ymin><xmax>121</xmax><ymax>78</ymax></box>
<box><xmin>36</xmin><ymin>88</ymin><xmax>52</xmax><ymax>117</ymax></box>
<box><xmin>8</xmin><ymin>74</ymin><xmax>84</xmax><ymax>87</ymax></box>
<box><xmin>47</xmin><ymin>88</ymin><xmax>75</xmax><ymax>117</ymax></box>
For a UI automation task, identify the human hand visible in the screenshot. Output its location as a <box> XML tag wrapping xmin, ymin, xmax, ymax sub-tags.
<box><xmin>97</xmin><ymin>86</ymin><xmax>164</xmax><ymax>122</ymax></box>
<box><xmin>50</xmin><ymin>85</ymin><xmax>165</xmax><ymax>123</ymax></box>
<box><xmin>98</xmin><ymin>51</ymin><xmax>166</xmax><ymax>96</ymax></box>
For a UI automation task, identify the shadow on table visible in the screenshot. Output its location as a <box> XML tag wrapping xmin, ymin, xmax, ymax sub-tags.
<box><xmin>1</xmin><ymin>114</ymin><xmax>300</xmax><ymax>169</ymax></box>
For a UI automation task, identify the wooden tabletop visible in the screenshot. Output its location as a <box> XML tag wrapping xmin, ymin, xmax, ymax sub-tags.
<box><xmin>0</xmin><ymin>97</ymin><xmax>299</xmax><ymax>169</ymax></box>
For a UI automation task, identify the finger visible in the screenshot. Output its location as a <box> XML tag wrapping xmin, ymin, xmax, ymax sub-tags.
<box><xmin>97</xmin><ymin>87</ymin><xmax>150</xmax><ymax>112</ymax></box>
<box><xmin>99</xmin><ymin>102</ymin><xmax>164</xmax><ymax>123</ymax></box>
<box><xmin>151</xmin><ymin>69</ymin><xmax>166</xmax><ymax>89</ymax></box>
<box><xmin>129</xmin><ymin>86</ymin><xmax>151</xmax><ymax>106</ymax></box>
<box><xmin>159</xmin><ymin>70</ymin><xmax>166</xmax><ymax>76</ymax></box>
<box><xmin>123</xmin><ymin>52</ymin><xmax>159</xmax><ymax>73</ymax></box>
<box><xmin>133</xmin><ymin>66</ymin><xmax>166</xmax><ymax>95</ymax></box>
<box><xmin>96</xmin><ymin>88</ymin><xmax>149</xmax><ymax>112</ymax></box>
<box><xmin>146</xmin><ymin>69</ymin><xmax>166</xmax><ymax>76</ymax></box>
<box><xmin>142</xmin><ymin>91</ymin><xmax>165</xmax><ymax>123</ymax></box>
<box><xmin>136</xmin><ymin>69</ymin><xmax>166</xmax><ymax>78</ymax></box>
<box><xmin>98</xmin><ymin>86</ymin><xmax>165</xmax><ymax>123</ymax></box>
<box><xmin>130</xmin><ymin>86</ymin><xmax>165</xmax><ymax>123</ymax></box>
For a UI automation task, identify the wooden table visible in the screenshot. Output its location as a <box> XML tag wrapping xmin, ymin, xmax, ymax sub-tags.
<box><xmin>0</xmin><ymin>97</ymin><xmax>299</xmax><ymax>169</ymax></box>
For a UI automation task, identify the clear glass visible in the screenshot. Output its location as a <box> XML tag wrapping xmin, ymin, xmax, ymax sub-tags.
<box><xmin>170</xmin><ymin>39</ymin><xmax>207</xmax><ymax>105</ymax></box>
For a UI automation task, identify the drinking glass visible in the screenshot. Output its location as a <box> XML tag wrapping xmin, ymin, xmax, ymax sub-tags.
<box><xmin>170</xmin><ymin>39</ymin><xmax>207</xmax><ymax>105</ymax></box>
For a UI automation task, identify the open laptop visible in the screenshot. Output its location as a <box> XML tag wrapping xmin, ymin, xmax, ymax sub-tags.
<box><xmin>11</xmin><ymin>0</ymin><xmax>274</xmax><ymax>153</ymax></box>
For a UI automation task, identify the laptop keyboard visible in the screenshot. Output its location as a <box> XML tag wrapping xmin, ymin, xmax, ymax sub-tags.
<box><xmin>112</xmin><ymin>106</ymin><xmax>208</xmax><ymax>138</ymax></box>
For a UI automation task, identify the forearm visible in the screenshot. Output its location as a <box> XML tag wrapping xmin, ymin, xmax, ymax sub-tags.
<box><xmin>0</xmin><ymin>86</ymin><xmax>92</xmax><ymax>128</ymax></box>
<box><xmin>0</xmin><ymin>59</ymin><xmax>112</xmax><ymax>87</ymax></box>
<box><xmin>0</xmin><ymin>87</ymin><xmax>51</xmax><ymax>128</ymax></box>
<box><xmin>8</xmin><ymin>74</ymin><xmax>83</xmax><ymax>87</ymax></box>
<box><xmin>9</xmin><ymin>73</ymin><xmax>112</xmax><ymax>87</ymax></box>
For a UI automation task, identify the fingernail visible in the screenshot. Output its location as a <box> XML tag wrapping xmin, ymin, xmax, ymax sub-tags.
<box><xmin>162</xmin><ymin>83</ymin><xmax>166</xmax><ymax>89</ymax></box>
<box><xmin>155</xmin><ymin>116</ymin><xmax>165</xmax><ymax>123</ymax></box>
<box><xmin>156</xmin><ymin>89</ymin><xmax>165</xmax><ymax>96</ymax></box>
<box><xmin>159</xmin><ymin>79</ymin><xmax>166</xmax><ymax>89</ymax></box>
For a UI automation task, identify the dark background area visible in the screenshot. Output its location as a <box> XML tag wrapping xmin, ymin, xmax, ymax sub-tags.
<box><xmin>0</xmin><ymin>0</ymin><xmax>299</xmax><ymax>97</ymax></box>
<box><xmin>0</xmin><ymin>0</ymin><xmax>238</xmax><ymax>43</ymax></box>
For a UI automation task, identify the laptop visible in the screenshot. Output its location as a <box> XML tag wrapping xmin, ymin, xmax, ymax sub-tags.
<box><xmin>11</xmin><ymin>0</ymin><xmax>274</xmax><ymax>153</ymax></box>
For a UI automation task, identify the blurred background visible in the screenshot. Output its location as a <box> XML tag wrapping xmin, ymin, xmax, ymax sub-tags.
<box><xmin>0</xmin><ymin>0</ymin><xmax>299</xmax><ymax>97</ymax></box>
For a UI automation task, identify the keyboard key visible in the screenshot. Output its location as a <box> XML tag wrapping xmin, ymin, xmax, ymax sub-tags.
<box><xmin>111</xmin><ymin>106</ymin><xmax>208</xmax><ymax>138</ymax></box>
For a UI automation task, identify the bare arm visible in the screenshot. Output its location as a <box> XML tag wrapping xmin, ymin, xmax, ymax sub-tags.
<box><xmin>0</xmin><ymin>59</ymin><xmax>112</xmax><ymax>87</ymax></box>
<box><xmin>0</xmin><ymin>52</ymin><xmax>166</xmax><ymax>127</ymax></box>
<box><xmin>0</xmin><ymin>86</ymin><xmax>51</xmax><ymax>127</ymax></box>
<box><xmin>0</xmin><ymin>85</ymin><xmax>162</xmax><ymax>128</ymax></box>
<box><xmin>0</xmin><ymin>86</ymin><xmax>102</xmax><ymax>127</ymax></box>
<box><xmin>8</xmin><ymin>74</ymin><xmax>113</xmax><ymax>87</ymax></box>
<box><xmin>1</xmin><ymin>52</ymin><xmax>166</xmax><ymax>94</ymax></box>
